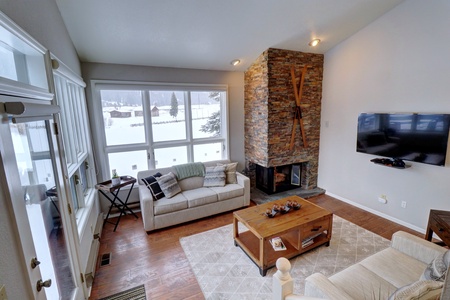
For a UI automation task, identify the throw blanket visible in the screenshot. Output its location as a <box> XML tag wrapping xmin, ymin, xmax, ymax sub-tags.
<box><xmin>173</xmin><ymin>162</ymin><xmax>205</xmax><ymax>180</ymax></box>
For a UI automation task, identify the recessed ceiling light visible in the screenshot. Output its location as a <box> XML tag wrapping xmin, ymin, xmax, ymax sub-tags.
<box><xmin>230</xmin><ymin>59</ymin><xmax>241</xmax><ymax>66</ymax></box>
<box><xmin>309</xmin><ymin>39</ymin><xmax>321</xmax><ymax>47</ymax></box>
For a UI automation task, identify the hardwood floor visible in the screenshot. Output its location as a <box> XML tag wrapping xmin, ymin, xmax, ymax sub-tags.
<box><xmin>89</xmin><ymin>194</ymin><xmax>424</xmax><ymax>300</ymax></box>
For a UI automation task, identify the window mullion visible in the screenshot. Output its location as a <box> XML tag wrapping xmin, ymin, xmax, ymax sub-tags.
<box><xmin>185</xmin><ymin>91</ymin><xmax>194</xmax><ymax>162</ymax></box>
<box><xmin>143</xmin><ymin>90</ymin><xmax>155</xmax><ymax>169</ymax></box>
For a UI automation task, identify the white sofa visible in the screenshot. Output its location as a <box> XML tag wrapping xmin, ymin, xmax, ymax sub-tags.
<box><xmin>137</xmin><ymin>160</ymin><xmax>250</xmax><ymax>232</ymax></box>
<box><xmin>274</xmin><ymin>231</ymin><xmax>450</xmax><ymax>300</ymax></box>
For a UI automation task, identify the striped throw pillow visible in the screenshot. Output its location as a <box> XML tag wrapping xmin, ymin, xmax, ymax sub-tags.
<box><xmin>156</xmin><ymin>172</ymin><xmax>181</xmax><ymax>199</ymax></box>
<box><xmin>203</xmin><ymin>166</ymin><xmax>226</xmax><ymax>187</ymax></box>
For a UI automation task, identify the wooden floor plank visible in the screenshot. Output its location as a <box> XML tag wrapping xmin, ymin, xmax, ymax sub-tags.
<box><xmin>89</xmin><ymin>193</ymin><xmax>425</xmax><ymax>299</ymax></box>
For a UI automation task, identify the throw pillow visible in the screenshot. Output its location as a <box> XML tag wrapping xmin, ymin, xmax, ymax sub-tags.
<box><xmin>388</xmin><ymin>280</ymin><xmax>443</xmax><ymax>300</ymax></box>
<box><xmin>157</xmin><ymin>172</ymin><xmax>181</xmax><ymax>199</ymax></box>
<box><xmin>217</xmin><ymin>162</ymin><xmax>238</xmax><ymax>184</ymax></box>
<box><xmin>203</xmin><ymin>165</ymin><xmax>226</xmax><ymax>187</ymax></box>
<box><xmin>421</xmin><ymin>250</ymin><xmax>450</xmax><ymax>281</ymax></box>
<box><xmin>142</xmin><ymin>172</ymin><xmax>164</xmax><ymax>200</ymax></box>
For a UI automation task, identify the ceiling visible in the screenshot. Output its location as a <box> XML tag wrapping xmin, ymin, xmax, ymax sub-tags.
<box><xmin>55</xmin><ymin>0</ymin><xmax>404</xmax><ymax>72</ymax></box>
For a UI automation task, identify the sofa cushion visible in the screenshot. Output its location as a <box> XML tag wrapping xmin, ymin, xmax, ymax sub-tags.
<box><xmin>182</xmin><ymin>188</ymin><xmax>218</xmax><ymax>208</ymax></box>
<box><xmin>388</xmin><ymin>280</ymin><xmax>443</xmax><ymax>300</ymax></box>
<box><xmin>153</xmin><ymin>193</ymin><xmax>188</xmax><ymax>215</ymax></box>
<box><xmin>157</xmin><ymin>172</ymin><xmax>181</xmax><ymax>198</ymax></box>
<box><xmin>178</xmin><ymin>176</ymin><xmax>205</xmax><ymax>191</ymax></box>
<box><xmin>421</xmin><ymin>250</ymin><xmax>450</xmax><ymax>282</ymax></box>
<box><xmin>217</xmin><ymin>162</ymin><xmax>238</xmax><ymax>184</ymax></box>
<box><xmin>208</xmin><ymin>184</ymin><xmax>244</xmax><ymax>201</ymax></box>
<box><xmin>142</xmin><ymin>172</ymin><xmax>164</xmax><ymax>200</ymax></box>
<box><xmin>203</xmin><ymin>165</ymin><xmax>226</xmax><ymax>187</ymax></box>
<box><xmin>359</xmin><ymin>247</ymin><xmax>427</xmax><ymax>288</ymax></box>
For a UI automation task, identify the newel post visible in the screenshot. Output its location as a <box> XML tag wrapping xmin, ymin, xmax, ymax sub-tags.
<box><xmin>273</xmin><ymin>257</ymin><xmax>293</xmax><ymax>300</ymax></box>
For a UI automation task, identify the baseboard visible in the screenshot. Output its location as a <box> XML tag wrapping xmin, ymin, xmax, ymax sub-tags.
<box><xmin>326</xmin><ymin>191</ymin><xmax>426</xmax><ymax>235</ymax></box>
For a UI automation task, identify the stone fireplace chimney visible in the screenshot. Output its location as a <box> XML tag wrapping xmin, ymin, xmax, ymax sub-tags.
<box><xmin>244</xmin><ymin>48</ymin><xmax>324</xmax><ymax>193</ymax></box>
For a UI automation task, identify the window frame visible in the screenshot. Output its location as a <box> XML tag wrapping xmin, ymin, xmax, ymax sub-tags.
<box><xmin>52</xmin><ymin>69</ymin><xmax>96</xmax><ymax>226</ymax></box>
<box><xmin>91</xmin><ymin>80</ymin><xmax>230</xmax><ymax>179</ymax></box>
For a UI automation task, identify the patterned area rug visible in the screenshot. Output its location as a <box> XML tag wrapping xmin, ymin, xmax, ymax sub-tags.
<box><xmin>98</xmin><ymin>284</ymin><xmax>146</xmax><ymax>300</ymax></box>
<box><xmin>180</xmin><ymin>215</ymin><xmax>390</xmax><ymax>300</ymax></box>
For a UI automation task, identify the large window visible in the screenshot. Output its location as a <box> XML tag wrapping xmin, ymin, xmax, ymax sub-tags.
<box><xmin>93</xmin><ymin>83</ymin><xmax>229</xmax><ymax>179</ymax></box>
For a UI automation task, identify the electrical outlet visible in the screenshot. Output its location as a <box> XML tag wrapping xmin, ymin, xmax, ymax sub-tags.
<box><xmin>378</xmin><ymin>195</ymin><xmax>387</xmax><ymax>204</ymax></box>
<box><xmin>401</xmin><ymin>201</ymin><xmax>407</xmax><ymax>208</ymax></box>
<box><xmin>0</xmin><ymin>285</ymin><xmax>8</xmax><ymax>300</ymax></box>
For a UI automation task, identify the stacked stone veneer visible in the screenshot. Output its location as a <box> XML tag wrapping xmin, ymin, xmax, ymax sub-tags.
<box><xmin>244</xmin><ymin>48</ymin><xmax>324</xmax><ymax>189</ymax></box>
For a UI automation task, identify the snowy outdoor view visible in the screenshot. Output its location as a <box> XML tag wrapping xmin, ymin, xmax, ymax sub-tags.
<box><xmin>101</xmin><ymin>90</ymin><xmax>224</xmax><ymax>177</ymax></box>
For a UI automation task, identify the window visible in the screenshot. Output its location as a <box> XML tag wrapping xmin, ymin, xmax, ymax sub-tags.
<box><xmin>0</xmin><ymin>26</ymin><xmax>48</xmax><ymax>90</ymax></box>
<box><xmin>93</xmin><ymin>82</ymin><xmax>229</xmax><ymax>178</ymax></box>
<box><xmin>53</xmin><ymin>72</ymin><xmax>95</xmax><ymax>216</ymax></box>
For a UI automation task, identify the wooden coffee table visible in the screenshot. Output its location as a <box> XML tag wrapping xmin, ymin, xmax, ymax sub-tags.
<box><xmin>233</xmin><ymin>195</ymin><xmax>333</xmax><ymax>276</ymax></box>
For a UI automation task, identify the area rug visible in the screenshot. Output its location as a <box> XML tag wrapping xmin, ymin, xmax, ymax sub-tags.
<box><xmin>180</xmin><ymin>215</ymin><xmax>390</xmax><ymax>300</ymax></box>
<box><xmin>98</xmin><ymin>284</ymin><xmax>146</xmax><ymax>300</ymax></box>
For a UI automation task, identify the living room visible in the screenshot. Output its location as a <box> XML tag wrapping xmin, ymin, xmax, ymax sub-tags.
<box><xmin>1</xmin><ymin>0</ymin><xmax>449</xmax><ymax>299</ymax></box>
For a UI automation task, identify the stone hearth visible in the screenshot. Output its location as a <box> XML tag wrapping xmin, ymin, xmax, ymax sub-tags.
<box><xmin>244</xmin><ymin>48</ymin><xmax>324</xmax><ymax>192</ymax></box>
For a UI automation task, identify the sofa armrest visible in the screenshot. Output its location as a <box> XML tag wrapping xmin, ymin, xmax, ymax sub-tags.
<box><xmin>139</xmin><ymin>185</ymin><xmax>155</xmax><ymax>232</ymax></box>
<box><xmin>236</xmin><ymin>172</ymin><xmax>250</xmax><ymax>206</ymax></box>
<box><xmin>304</xmin><ymin>273</ymin><xmax>353</xmax><ymax>300</ymax></box>
<box><xmin>390</xmin><ymin>231</ymin><xmax>446</xmax><ymax>264</ymax></box>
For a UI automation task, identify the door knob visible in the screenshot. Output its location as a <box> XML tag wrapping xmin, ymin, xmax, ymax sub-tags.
<box><xmin>31</xmin><ymin>257</ymin><xmax>41</xmax><ymax>269</ymax></box>
<box><xmin>36</xmin><ymin>279</ymin><xmax>52</xmax><ymax>292</ymax></box>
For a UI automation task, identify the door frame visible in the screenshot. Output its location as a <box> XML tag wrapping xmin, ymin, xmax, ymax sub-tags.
<box><xmin>0</xmin><ymin>103</ymin><xmax>84</xmax><ymax>299</ymax></box>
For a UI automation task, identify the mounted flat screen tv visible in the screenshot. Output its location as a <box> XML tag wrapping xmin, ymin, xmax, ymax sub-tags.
<box><xmin>356</xmin><ymin>113</ymin><xmax>450</xmax><ymax>166</ymax></box>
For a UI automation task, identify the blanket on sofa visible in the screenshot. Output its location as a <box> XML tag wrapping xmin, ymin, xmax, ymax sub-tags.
<box><xmin>173</xmin><ymin>162</ymin><xmax>205</xmax><ymax>180</ymax></box>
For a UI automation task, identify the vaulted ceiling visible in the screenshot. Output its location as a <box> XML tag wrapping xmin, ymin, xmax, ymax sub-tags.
<box><xmin>55</xmin><ymin>0</ymin><xmax>404</xmax><ymax>72</ymax></box>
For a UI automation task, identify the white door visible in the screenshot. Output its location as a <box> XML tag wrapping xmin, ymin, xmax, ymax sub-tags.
<box><xmin>1</xmin><ymin>117</ymin><xmax>83</xmax><ymax>299</ymax></box>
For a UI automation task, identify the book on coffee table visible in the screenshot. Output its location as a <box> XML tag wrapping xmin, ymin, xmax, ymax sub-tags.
<box><xmin>270</xmin><ymin>237</ymin><xmax>286</xmax><ymax>251</ymax></box>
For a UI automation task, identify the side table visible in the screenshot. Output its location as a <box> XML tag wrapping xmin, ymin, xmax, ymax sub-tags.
<box><xmin>425</xmin><ymin>209</ymin><xmax>450</xmax><ymax>247</ymax></box>
<box><xmin>96</xmin><ymin>175</ymin><xmax>138</xmax><ymax>231</ymax></box>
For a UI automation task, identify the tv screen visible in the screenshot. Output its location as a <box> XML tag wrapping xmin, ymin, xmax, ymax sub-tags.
<box><xmin>356</xmin><ymin>113</ymin><xmax>450</xmax><ymax>166</ymax></box>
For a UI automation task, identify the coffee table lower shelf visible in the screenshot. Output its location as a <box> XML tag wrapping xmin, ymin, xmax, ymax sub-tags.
<box><xmin>234</xmin><ymin>230</ymin><xmax>330</xmax><ymax>276</ymax></box>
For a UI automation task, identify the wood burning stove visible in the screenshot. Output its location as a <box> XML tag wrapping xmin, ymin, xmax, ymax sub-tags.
<box><xmin>255</xmin><ymin>163</ymin><xmax>302</xmax><ymax>194</ymax></box>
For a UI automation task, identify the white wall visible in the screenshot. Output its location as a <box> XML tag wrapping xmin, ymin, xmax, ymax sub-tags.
<box><xmin>319</xmin><ymin>0</ymin><xmax>450</xmax><ymax>232</ymax></box>
<box><xmin>81</xmin><ymin>62</ymin><xmax>246</xmax><ymax>179</ymax></box>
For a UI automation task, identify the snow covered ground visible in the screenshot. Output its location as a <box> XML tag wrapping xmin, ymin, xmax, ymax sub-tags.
<box><xmin>104</xmin><ymin>104</ymin><xmax>223</xmax><ymax>176</ymax></box>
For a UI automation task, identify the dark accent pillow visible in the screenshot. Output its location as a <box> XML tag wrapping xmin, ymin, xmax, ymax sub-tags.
<box><xmin>142</xmin><ymin>172</ymin><xmax>164</xmax><ymax>200</ymax></box>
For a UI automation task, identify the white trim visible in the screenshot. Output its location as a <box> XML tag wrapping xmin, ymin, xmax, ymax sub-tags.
<box><xmin>0</xmin><ymin>78</ymin><xmax>53</xmax><ymax>100</ymax></box>
<box><xmin>92</xmin><ymin>80</ymin><xmax>228</xmax><ymax>91</ymax></box>
<box><xmin>325</xmin><ymin>191</ymin><xmax>425</xmax><ymax>234</ymax></box>
<box><xmin>0</xmin><ymin>11</ymin><xmax>47</xmax><ymax>55</ymax></box>
<box><xmin>51</xmin><ymin>54</ymin><xmax>86</xmax><ymax>88</ymax></box>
